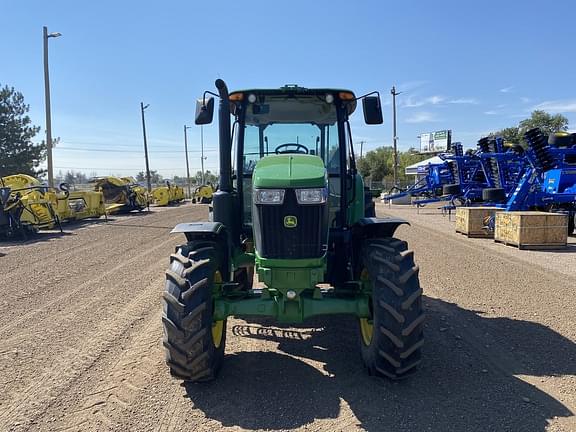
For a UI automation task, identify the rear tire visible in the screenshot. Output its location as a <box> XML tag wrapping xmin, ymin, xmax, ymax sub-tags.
<box><xmin>443</xmin><ymin>184</ymin><xmax>461</xmax><ymax>195</ymax></box>
<box><xmin>482</xmin><ymin>188</ymin><xmax>506</xmax><ymax>202</ymax></box>
<box><xmin>162</xmin><ymin>243</ymin><xmax>226</xmax><ymax>382</ymax></box>
<box><xmin>358</xmin><ymin>238</ymin><xmax>424</xmax><ymax>379</ymax></box>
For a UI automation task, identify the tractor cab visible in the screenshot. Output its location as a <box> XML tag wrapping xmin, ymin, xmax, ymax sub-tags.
<box><xmin>230</xmin><ymin>87</ymin><xmax>363</xmax><ymax>243</ymax></box>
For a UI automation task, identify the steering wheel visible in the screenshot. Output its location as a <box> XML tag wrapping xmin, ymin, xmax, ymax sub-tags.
<box><xmin>274</xmin><ymin>143</ymin><xmax>309</xmax><ymax>154</ymax></box>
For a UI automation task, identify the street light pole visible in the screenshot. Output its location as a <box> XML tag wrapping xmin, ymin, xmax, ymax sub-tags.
<box><xmin>200</xmin><ymin>125</ymin><xmax>205</xmax><ymax>185</ymax></box>
<box><xmin>359</xmin><ymin>140</ymin><xmax>365</xmax><ymax>159</ymax></box>
<box><xmin>140</xmin><ymin>102</ymin><xmax>152</xmax><ymax>192</ymax></box>
<box><xmin>183</xmin><ymin>125</ymin><xmax>192</xmax><ymax>199</ymax></box>
<box><xmin>43</xmin><ymin>26</ymin><xmax>61</xmax><ymax>188</ymax></box>
<box><xmin>391</xmin><ymin>86</ymin><xmax>402</xmax><ymax>186</ymax></box>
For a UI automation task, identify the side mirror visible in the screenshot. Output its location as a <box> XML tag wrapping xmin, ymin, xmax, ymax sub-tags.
<box><xmin>195</xmin><ymin>97</ymin><xmax>214</xmax><ymax>125</ymax></box>
<box><xmin>362</xmin><ymin>96</ymin><xmax>383</xmax><ymax>125</ymax></box>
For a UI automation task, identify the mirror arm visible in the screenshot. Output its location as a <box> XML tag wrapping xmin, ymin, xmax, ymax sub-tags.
<box><xmin>350</xmin><ymin>90</ymin><xmax>380</xmax><ymax>102</ymax></box>
<box><xmin>202</xmin><ymin>90</ymin><xmax>220</xmax><ymax>104</ymax></box>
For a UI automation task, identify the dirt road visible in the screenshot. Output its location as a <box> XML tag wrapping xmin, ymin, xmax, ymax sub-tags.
<box><xmin>0</xmin><ymin>202</ymin><xmax>574</xmax><ymax>431</ymax></box>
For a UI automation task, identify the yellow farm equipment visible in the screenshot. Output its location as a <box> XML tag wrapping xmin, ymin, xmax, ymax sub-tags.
<box><xmin>191</xmin><ymin>184</ymin><xmax>214</xmax><ymax>204</ymax></box>
<box><xmin>151</xmin><ymin>182</ymin><xmax>185</xmax><ymax>206</ymax></box>
<box><xmin>0</xmin><ymin>174</ymin><xmax>106</xmax><ymax>238</ymax></box>
<box><xmin>90</xmin><ymin>176</ymin><xmax>149</xmax><ymax>214</ymax></box>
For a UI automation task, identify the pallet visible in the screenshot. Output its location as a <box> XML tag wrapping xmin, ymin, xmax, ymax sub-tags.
<box><xmin>494</xmin><ymin>211</ymin><xmax>568</xmax><ymax>250</ymax></box>
<box><xmin>455</xmin><ymin>207</ymin><xmax>503</xmax><ymax>238</ymax></box>
<box><xmin>456</xmin><ymin>230</ymin><xmax>492</xmax><ymax>239</ymax></box>
<box><xmin>494</xmin><ymin>238</ymin><xmax>567</xmax><ymax>250</ymax></box>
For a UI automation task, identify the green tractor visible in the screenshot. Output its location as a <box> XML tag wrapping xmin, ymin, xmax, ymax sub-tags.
<box><xmin>162</xmin><ymin>80</ymin><xmax>424</xmax><ymax>382</ymax></box>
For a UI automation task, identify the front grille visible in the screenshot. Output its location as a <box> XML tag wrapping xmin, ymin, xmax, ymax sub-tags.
<box><xmin>254</xmin><ymin>189</ymin><xmax>326</xmax><ymax>259</ymax></box>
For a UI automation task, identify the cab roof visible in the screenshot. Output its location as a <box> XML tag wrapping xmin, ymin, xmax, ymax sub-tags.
<box><xmin>230</xmin><ymin>84</ymin><xmax>355</xmax><ymax>96</ymax></box>
<box><xmin>229</xmin><ymin>85</ymin><xmax>357</xmax><ymax>115</ymax></box>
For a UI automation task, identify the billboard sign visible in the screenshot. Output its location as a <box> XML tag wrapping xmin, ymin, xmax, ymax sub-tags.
<box><xmin>419</xmin><ymin>130</ymin><xmax>451</xmax><ymax>153</ymax></box>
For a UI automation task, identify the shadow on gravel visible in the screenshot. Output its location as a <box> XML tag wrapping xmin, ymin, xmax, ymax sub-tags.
<box><xmin>524</xmin><ymin>243</ymin><xmax>576</xmax><ymax>253</ymax></box>
<box><xmin>0</xmin><ymin>210</ymin><xmax>163</xmax><ymax>244</ymax></box>
<box><xmin>184</xmin><ymin>296</ymin><xmax>574</xmax><ymax>431</ymax></box>
<box><xmin>0</xmin><ymin>230</ymin><xmax>76</xmax><ymax>246</ymax></box>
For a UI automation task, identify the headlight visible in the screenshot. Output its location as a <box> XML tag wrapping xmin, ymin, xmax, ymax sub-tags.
<box><xmin>295</xmin><ymin>188</ymin><xmax>327</xmax><ymax>205</ymax></box>
<box><xmin>254</xmin><ymin>189</ymin><xmax>285</xmax><ymax>205</ymax></box>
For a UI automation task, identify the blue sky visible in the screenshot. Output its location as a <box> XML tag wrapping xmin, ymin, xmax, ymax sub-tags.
<box><xmin>2</xmin><ymin>0</ymin><xmax>576</xmax><ymax>179</ymax></box>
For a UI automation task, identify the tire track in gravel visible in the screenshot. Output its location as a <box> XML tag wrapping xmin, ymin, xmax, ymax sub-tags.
<box><xmin>0</xmin><ymin>206</ymin><xmax>206</xmax><ymax>429</ymax></box>
<box><xmin>0</xmin><ymin>235</ymin><xmax>173</xmax><ymax>336</ymax></box>
<box><xmin>44</xmin><ymin>310</ymin><xmax>165</xmax><ymax>432</ymax></box>
<box><xmin>0</xmin><ymin>243</ymin><xmax>185</xmax><ymax>411</ymax></box>
<box><xmin>0</xmin><ymin>205</ymin><xmax>205</xmax><ymax>329</ymax></box>
<box><xmin>0</xmin><ymin>209</ymin><xmax>181</xmax><ymax>287</ymax></box>
<box><xmin>0</xmin><ymin>271</ymin><xmax>167</xmax><ymax>431</ymax></box>
<box><xmin>0</xmin><ymin>233</ymin><xmax>164</xmax><ymax>314</ymax></box>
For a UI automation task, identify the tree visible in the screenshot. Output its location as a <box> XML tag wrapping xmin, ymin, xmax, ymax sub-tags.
<box><xmin>357</xmin><ymin>147</ymin><xmax>428</xmax><ymax>183</ymax></box>
<box><xmin>493</xmin><ymin>110</ymin><xmax>569</xmax><ymax>145</ymax></box>
<box><xmin>136</xmin><ymin>170</ymin><xmax>162</xmax><ymax>184</ymax></box>
<box><xmin>62</xmin><ymin>170</ymin><xmax>88</xmax><ymax>185</ymax></box>
<box><xmin>518</xmin><ymin>110</ymin><xmax>568</xmax><ymax>136</ymax></box>
<box><xmin>493</xmin><ymin>126</ymin><xmax>522</xmax><ymax>144</ymax></box>
<box><xmin>0</xmin><ymin>84</ymin><xmax>46</xmax><ymax>177</ymax></box>
<box><xmin>194</xmin><ymin>170</ymin><xmax>218</xmax><ymax>185</ymax></box>
<box><xmin>357</xmin><ymin>147</ymin><xmax>394</xmax><ymax>181</ymax></box>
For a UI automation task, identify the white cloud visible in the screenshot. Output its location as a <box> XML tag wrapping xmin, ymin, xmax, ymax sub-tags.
<box><xmin>484</xmin><ymin>111</ymin><xmax>498</xmax><ymax>115</ymax></box>
<box><xmin>402</xmin><ymin>95</ymin><xmax>479</xmax><ymax>108</ymax></box>
<box><xmin>402</xmin><ymin>95</ymin><xmax>445</xmax><ymax>108</ymax></box>
<box><xmin>447</xmin><ymin>98</ymin><xmax>479</xmax><ymax>105</ymax></box>
<box><xmin>427</xmin><ymin>95</ymin><xmax>445</xmax><ymax>105</ymax></box>
<box><xmin>405</xmin><ymin>112</ymin><xmax>438</xmax><ymax>123</ymax></box>
<box><xmin>520</xmin><ymin>97</ymin><xmax>531</xmax><ymax>103</ymax></box>
<box><xmin>396</xmin><ymin>80</ymin><xmax>429</xmax><ymax>92</ymax></box>
<box><xmin>532</xmin><ymin>100</ymin><xmax>576</xmax><ymax>113</ymax></box>
<box><xmin>499</xmin><ymin>86</ymin><xmax>514</xmax><ymax>93</ymax></box>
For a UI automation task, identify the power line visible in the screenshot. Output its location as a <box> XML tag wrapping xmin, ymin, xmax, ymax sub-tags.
<box><xmin>54</xmin><ymin>147</ymin><xmax>218</xmax><ymax>154</ymax></box>
<box><xmin>54</xmin><ymin>165</ymin><xmax>219</xmax><ymax>171</ymax></box>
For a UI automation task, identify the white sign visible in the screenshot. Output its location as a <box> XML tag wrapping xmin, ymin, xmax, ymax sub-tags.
<box><xmin>419</xmin><ymin>130</ymin><xmax>451</xmax><ymax>153</ymax></box>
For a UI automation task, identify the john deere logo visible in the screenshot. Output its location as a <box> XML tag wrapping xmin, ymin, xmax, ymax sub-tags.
<box><xmin>284</xmin><ymin>215</ymin><xmax>298</xmax><ymax>228</ymax></box>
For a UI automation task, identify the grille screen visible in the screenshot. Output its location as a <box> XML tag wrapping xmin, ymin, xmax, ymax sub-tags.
<box><xmin>255</xmin><ymin>189</ymin><xmax>326</xmax><ymax>259</ymax></box>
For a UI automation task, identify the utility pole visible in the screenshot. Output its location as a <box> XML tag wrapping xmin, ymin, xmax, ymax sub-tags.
<box><xmin>43</xmin><ymin>26</ymin><xmax>61</xmax><ymax>188</ymax></box>
<box><xmin>140</xmin><ymin>102</ymin><xmax>152</xmax><ymax>192</ymax></box>
<box><xmin>200</xmin><ymin>125</ymin><xmax>205</xmax><ymax>185</ymax></box>
<box><xmin>359</xmin><ymin>140</ymin><xmax>365</xmax><ymax>159</ymax></box>
<box><xmin>183</xmin><ymin>125</ymin><xmax>192</xmax><ymax>198</ymax></box>
<box><xmin>391</xmin><ymin>86</ymin><xmax>402</xmax><ymax>186</ymax></box>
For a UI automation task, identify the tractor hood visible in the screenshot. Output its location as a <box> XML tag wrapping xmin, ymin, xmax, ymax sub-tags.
<box><xmin>252</xmin><ymin>154</ymin><xmax>327</xmax><ymax>188</ymax></box>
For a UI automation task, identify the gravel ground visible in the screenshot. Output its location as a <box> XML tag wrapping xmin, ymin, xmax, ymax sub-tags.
<box><xmin>0</xmin><ymin>201</ymin><xmax>574</xmax><ymax>432</ymax></box>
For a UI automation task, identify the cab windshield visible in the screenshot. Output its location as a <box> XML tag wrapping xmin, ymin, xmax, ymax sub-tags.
<box><xmin>240</xmin><ymin>95</ymin><xmax>341</xmax><ymax>175</ymax></box>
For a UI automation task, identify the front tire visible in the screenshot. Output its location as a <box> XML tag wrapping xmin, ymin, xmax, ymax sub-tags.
<box><xmin>358</xmin><ymin>238</ymin><xmax>424</xmax><ymax>379</ymax></box>
<box><xmin>162</xmin><ymin>243</ymin><xmax>226</xmax><ymax>382</ymax></box>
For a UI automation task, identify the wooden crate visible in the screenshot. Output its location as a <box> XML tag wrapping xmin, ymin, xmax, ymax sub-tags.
<box><xmin>494</xmin><ymin>211</ymin><xmax>568</xmax><ymax>250</ymax></box>
<box><xmin>455</xmin><ymin>207</ymin><xmax>503</xmax><ymax>238</ymax></box>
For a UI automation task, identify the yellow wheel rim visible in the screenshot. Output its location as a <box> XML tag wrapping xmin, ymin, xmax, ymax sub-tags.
<box><xmin>359</xmin><ymin>268</ymin><xmax>373</xmax><ymax>346</ymax></box>
<box><xmin>212</xmin><ymin>271</ymin><xmax>224</xmax><ymax>348</ymax></box>
<box><xmin>212</xmin><ymin>320</ymin><xmax>224</xmax><ymax>348</ymax></box>
<box><xmin>360</xmin><ymin>318</ymin><xmax>374</xmax><ymax>346</ymax></box>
